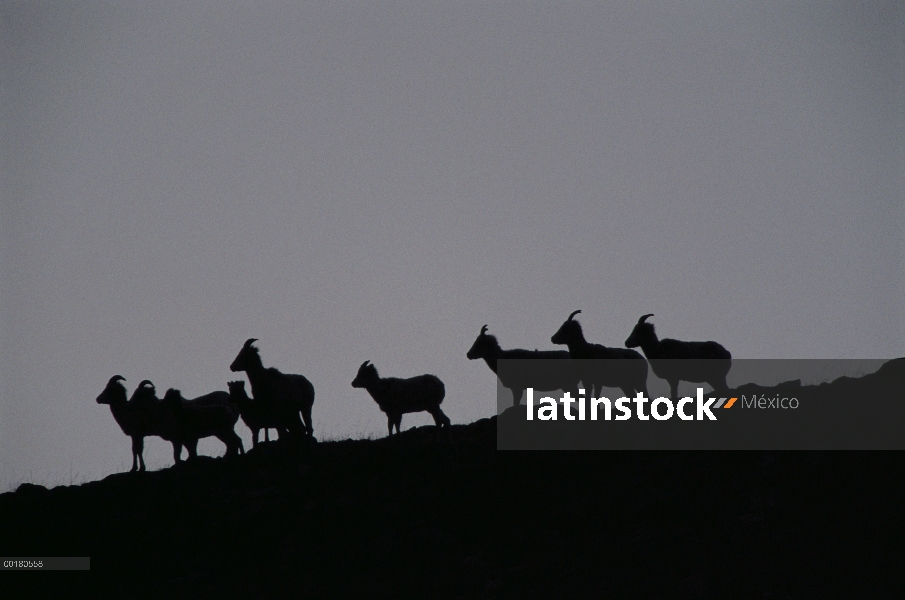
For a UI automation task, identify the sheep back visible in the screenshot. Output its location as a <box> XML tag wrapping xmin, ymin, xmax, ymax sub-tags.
<box><xmin>166</xmin><ymin>390</ymin><xmax>240</xmax><ymax>440</ymax></box>
<box><xmin>496</xmin><ymin>349</ymin><xmax>580</xmax><ymax>394</ymax></box>
<box><xmin>647</xmin><ymin>339</ymin><xmax>732</xmax><ymax>386</ymax></box>
<box><xmin>656</xmin><ymin>339</ymin><xmax>731</xmax><ymax>361</ymax></box>
<box><xmin>574</xmin><ymin>353</ymin><xmax>649</xmax><ymax>391</ymax></box>
<box><xmin>128</xmin><ymin>383</ymin><xmax>180</xmax><ymax>442</ymax></box>
<box><xmin>229</xmin><ymin>381</ymin><xmax>282</xmax><ymax>433</ymax></box>
<box><xmin>375</xmin><ymin>375</ymin><xmax>445</xmax><ymax>414</ymax></box>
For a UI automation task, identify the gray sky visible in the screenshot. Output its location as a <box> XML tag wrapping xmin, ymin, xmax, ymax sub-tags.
<box><xmin>2</xmin><ymin>1</ymin><xmax>902</xmax><ymax>487</ymax></box>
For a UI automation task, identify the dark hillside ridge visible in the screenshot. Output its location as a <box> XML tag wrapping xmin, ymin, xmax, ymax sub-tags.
<box><xmin>4</xmin><ymin>369</ymin><xmax>904</xmax><ymax>598</ymax></box>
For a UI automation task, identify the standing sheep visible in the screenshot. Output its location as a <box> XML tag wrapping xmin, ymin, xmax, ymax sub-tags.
<box><xmin>95</xmin><ymin>376</ymin><xmax>181</xmax><ymax>472</ymax></box>
<box><xmin>229</xmin><ymin>338</ymin><xmax>315</xmax><ymax>442</ymax></box>
<box><xmin>227</xmin><ymin>380</ymin><xmax>279</xmax><ymax>448</ymax></box>
<box><xmin>129</xmin><ymin>380</ymin><xmax>186</xmax><ymax>464</ymax></box>
<box><xmin>161</xmin><ymin>388</ymin><xmax>245</xmax><ymax>459</ymax></box>
<box><xmin>467</xmin><ymin>324</ymin><xmax>582</xmax><ymax>407</ymax></box>
<box><xmin>624</xmin><ymin>314</ymin><xmax>732</xmax><ymax>399</ymax></box>
<box><xmin>550</xmin><ymin>310</ymin><xmax>649</xmax><ymax>398</ymax></box>
<box><xmin>351</xmin><ymin>361</ymin><xmax>450</xmax><ymax>437</ymax></box>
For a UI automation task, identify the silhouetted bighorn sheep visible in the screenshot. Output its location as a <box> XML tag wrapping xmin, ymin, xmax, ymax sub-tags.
<box><xmin>466</xmin><ymin>324</ymin><xmax>581</xmax><ymax>407</ymax></box>
<box><xmin>227</xmin><ymin>380</ymin><xmax>279</xmax><ymax>447</ymax></box>
<box><xmin>129</xmin><ymin>380</ymin><xmax>194</xmax><ymax>465</ymax></box>
<box><xmin>624</xmin><ymin>314</ymin><xmax>732</xmax><ymax>398</ymax></box>
<box><xmin>161</xmin><ymin>388</ymin><xmax>245</xmax><ymax>459</ymax></box>
<box><xmin>95</xmin><ymin>376</ymin><xmax>182</xmax><ymax>472</ymax></box>
<box><xmin>352</xmin><ymin>361</ymin><xmax>450</xmax><ymax>437</ymax></box>
<box><xmin>551</xmin><ymin>310</ymin><xmax>649</xmax><ymax>398</ymax></box>
<box><xmin>229</xmin><ymin>338</ymin><xmax>315</xmax><ymax>442</ymax></box>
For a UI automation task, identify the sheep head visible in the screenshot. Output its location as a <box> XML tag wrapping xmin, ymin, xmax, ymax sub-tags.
<box><xmin>625</xmin><ymin>314</ymin><xmax>656</xmax><ymax>348</ymax></box>
<box><xmin>351</xmin><ymin>360</ymin><xmax>378</xmax><ymax>388</ymax></box>
<box><xmin>129</xmin><ymin>380</ymin><xmax>159</xmax><ymax>403</ymax></box>
<box><xmin>227</xmin><ymin>381</ymin><xmax>251</xmax><ymax>405</ymax></box>
<box><xmin>467</xmin><ymin>324</ymin><xmax>500</xmax><ymax>360</ymax></box>
<box><xmin>230</xmin><ymin>338</ymin><xmax>261</xmax><ymax>373</ymax></box>
<box><xmin>551</xmin><ymin>310</ymin><xmax>583</xmax><ymax>346</ymax></box>
<box><xmin>162</xmin><ymin>388</ymin><xmax>185</xmax><ymax>410</ymax></box>
<box><xmin>96</xmin><ymin>375</ymin><xmax>127</xmax><ymax>405</ymax></box>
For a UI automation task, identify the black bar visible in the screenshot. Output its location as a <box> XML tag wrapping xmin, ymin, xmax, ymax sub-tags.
<box><xmin>1</xmin><ymin>557</ymin><xmax>90</xmax><ymax>570</ymax></box>
<box><xmin>496</xmin><ymin>358</ymin><xmax>905</xmax><ymax>450</ymax></box>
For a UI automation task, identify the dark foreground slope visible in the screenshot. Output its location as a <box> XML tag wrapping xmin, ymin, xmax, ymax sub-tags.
<box><xmin>3</xmin><ymin>416</ymin><xmax>904</xmax><ymax>598</ymax></box>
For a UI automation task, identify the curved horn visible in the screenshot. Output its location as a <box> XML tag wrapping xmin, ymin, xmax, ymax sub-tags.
<box><xmin>110</xmin><ymin>375</ymin><xmax>126</xmax><ymax>384</ymax></box>
<box><xmin>138</xmin><ymin>380</ymin><xmax>155</xmax><ymax>389</ymax></box>
<box><xmin>568</xmin><ymin>310</ymin><xmax>582</xmax><ymax>321</ymax></box>
<box><xmin>360</xmin><ymin>360</ymin><xmax>370</xmax><ymax>368</ymax></box>
<box><xmin>480</xmin><ymin>324</ymin><xmax>488</xmax><ymax>335</ymax></box>
<box><xmin>243</xmin><ymin>338</ymin><xmax>258</xmax><ymax>349</ymax></box>
<box><xmin>639</xmin><ymin>314</ymin><xmax>654</xmax><ymax>324</ymax></box>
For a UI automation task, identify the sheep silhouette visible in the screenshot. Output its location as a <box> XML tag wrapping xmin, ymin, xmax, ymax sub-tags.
<box><xmin>229</xmin><ymin>338</ymin><xmax>315</xmax><ymax>443</ymax></box>
<box><xmin>467</xmin><ymin>324</ymin><xmax>582</xmax><ymax>407</ymax></box>
<box><xmin>95</xmin><ymin>376</ymin><xmax>182</xmax><ymax>472</ymax></box>
<box><xmin>351</xmin><ymin>360</ymin><xmax>450</xmax><ymax>438</ymax></box>
<box><xmin>551</xmin><ymin>310</ymin><xmax>649</xmax><ymax>398</ymax></box>
<box><xmin>624</xmin><ymin>314</ymin><xmax>732</xmax><ymax>399</ymax></box>
<box><xmin>227</xmin><ymin>380</ymin><xmax>280</xmax><ymax>447</ymax></box>
<box><xmin>161</xmin><ymin>388</ymin><xmax>245</xmax><ymax>459</ymax></box>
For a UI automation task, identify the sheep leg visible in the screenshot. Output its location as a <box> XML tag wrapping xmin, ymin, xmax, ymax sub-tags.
<box><xmin>185</xmin><ymin>439</ymin><xmax>199</xmax><ymax>460</ymax></box>
<box><xmin>218</xmin><ymin>433</ymin><xmax>231</xmax><ymax>457</ymax></box>
<box><xmin>386</xmin><ymin>415</ymin><xmax>394</xmax><ymax>437</ymax></box>
<box><xmin>272</xmin><ymin>424</ymin><xmax>290</xmax><ymax>449</ymax></box>
<box><xmin>219</xmin><ymin>431</ymin><xmax>244</xmax><ymax>457</ymax></box>
<box><xmin>710</xmin><ymin>375</ymin><xmax>729</xmax><ymax>394</ymax></box>
<box><xmin>669</xmin><ymin>381</ymin><xmax>679</xmax><ymax>400</ymax></box>
<box><xmin>172</xmin><ymin>442</ymin><xmax>183</xmax><ymax>464</ymax></box>
<box><xmin>576</xmin><ymin>384</ymin><xmax>587</xmax><ymax>402</ymax></box>
<box><xmin>429</xmin><ymin>407</ymin><xmax>451</xmax><ymax>440</ymax></box>
<box><xmin>510</xmin><ymin>388</ymin><xmax>522</xmax><ymax>407</ymax></box>
<box><xmin>263</xmin><ymin>429</ymin><xmax>270</xmax><ymax>442</ymax></box>
<box><xmin>300</xmin><ymin>405</ymin><xmax>314</xmax><ymax>438</ymax></box>
<box><xmin>284</xmin><ymin>412</ymin><xmax>306</xmax><ymax>443</ymax></box>
<box><xmin>130</xmin><ymin>437</ymin><xmax>138</xmax><ymax>472</ymax></box>
<box><xmin>428</xmin><ymin>406</ymin><xmax>451</xmax><ymax>429</ymax></box>
<box><xmin>130</xmin><ymin>436</ymin><xmax>144</xmax><ymax>472</ymax></box>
